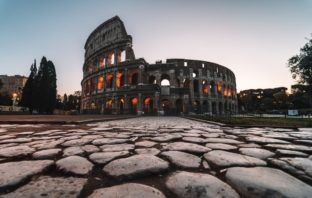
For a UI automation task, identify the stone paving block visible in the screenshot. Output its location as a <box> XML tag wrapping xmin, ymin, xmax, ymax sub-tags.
<box><xmin>166</xmin><ymin>171</ymin><xmax>240</xmax><ymax>198</ymax></box>
<box><xmin>3</xmin><ymin>176</ymin><xmax>87</xmax><ymax>198</ymax></box>
<box><xmin>0</xmin><ymin>160</ymin><xmax>53</xmax><ymax>189</ymax></box>
<box><xmin>103</xmin><ymin>154</ymin><xmax>169</xmax><ymax>179</ymax></box>
<box><xmin>226</xmin><ymin>167</ymin><xmax>312</xmax><ymax>198</ymax></box>
<box><xmin>88</xmin><ymin>183</ymin><xmax>166</xmax><ymax>198</ymax></box>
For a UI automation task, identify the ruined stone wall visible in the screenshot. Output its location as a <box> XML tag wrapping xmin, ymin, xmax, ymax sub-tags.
<box><xmin>81</xmin><ymin>16</ymin><xmax>238</xmax><ymax>115</ymax></box>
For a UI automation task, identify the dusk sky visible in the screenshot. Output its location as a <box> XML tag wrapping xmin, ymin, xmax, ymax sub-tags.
<box><xmin>1</xmin><ymin>0</ymin><xmax>311</xmax><ymax>95</ymax></box>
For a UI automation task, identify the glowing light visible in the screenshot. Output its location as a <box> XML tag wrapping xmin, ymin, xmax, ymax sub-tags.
<box><xmin>217</xmin><ymin>81</ymin><xmax>222</xmax><ymax>93</ymax></box>
<box><xmin>99</xmin><ymin>56</ymin><xmax>105</xmax><ymax>68</ymax></box>
<box><xmin>131</xmin><ymin>98</ymin><xmax>138</xmax><ymax>105</ymax></box>
<box><xmin>202</xmin><ymin>84</ymin><xmax>208</xmax><ymax>94</ymax></box>
<box><xmin>116</xmin><ymin>72</ymin><xmax>123</xmax><ymax>88</ymax></box>
<box><xmin>97</xmin><ymin>76</ymin><xmax>104</xmax><ymax>90</ymax></box>
<box><xmin>106</xmin><ymin>99</ymin><xmax>112</xmax><ymax>108</ymax></box>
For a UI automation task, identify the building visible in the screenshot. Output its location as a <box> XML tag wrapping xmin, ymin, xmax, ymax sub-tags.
<box><xmin>0</xmin><ymin>75</ymin><xmax>28</xmax><ymax>99</ymax></box>
<box><xmin>81</xmin><ymin>16</ymin><xmax>238</xmax><ymax>115</ymax></box>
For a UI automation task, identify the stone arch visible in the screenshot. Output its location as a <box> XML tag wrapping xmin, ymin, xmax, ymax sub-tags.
<box><xmin>117</xmin><ymin>97</ymin><xmax>125</xmax><ymax>114</ymax></box>
<box><xmin>160</xmin><ymin>74</ymin><xmax>170</xmax><ymax>86</ymax></box>
<box><xmin>203</xmin><ymin>100</ymin><xmax>209</xmax><ymax>113</ymax></box>
<box><xmin>143</xmin><ymin>96</ymin><xmax>154</xmax><ymax>114</ymax></box>
<box><xmin>129</xmin><ymin>97</ymin><xmax>138</xmax><ymax>114</ymax></box>
<box><xmin>131</xmin><ymin>73</ymin><xmax>138</xmax><ymax>85</ymax></box>
<box><xmin>194</xmin><ymin>100</ymin><xmax>200</xmax><ymax>114</ymax></box>
<box><xmin>175</xmin><ymin>99</ymin><xmax>183</xmax><ymax>115</ymax></box>
<box><xmin>161</xmin><ymin>99</ymin><xmax>171</xmax><ymax>115</ymax></box>
<box><xmin>106</xmin><ymin>74</ymin><xmax>113</xmax><ymax>89</ymax></box>
<box><xmin>116</xmin><ymin>72</ymin><xmax>125</xmax><ymax>88</ymax></box>
<box><xmin>183</xmin><ymin>78</ymin><xmax>190</xmax><ymax>88</ymax></box>
<box><xmin>202</xmin><ymin>80</ymin><xmax>208</xmax><ymax>94</ymax></box>
<box><xmin>193</xmin><ymin>79</ymin><xmax>199</xmax><ymax>93</ymax></box>
<box><xmin>148</xmin><ymin>75</ymin><xmax>156</xmax><ymax>84</ymax></box>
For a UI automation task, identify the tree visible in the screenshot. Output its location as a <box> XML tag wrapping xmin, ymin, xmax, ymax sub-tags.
<box><xmin>34</xmin><ymin>57</ymin><xmax>57</xmax><ymax>114</ymax></box>
<box><xmin>0</xmin><ymin>79</ymin><xmax>3</xmax><ymax>90</ymax></box>
<box><xmin>19</xmin><ymin>60</ymin><xmax>37</xmax><ymax>113</ymax></box>
<box><xmin>288</xmin><ymin>36</ymin><xmax>312</xmax><ymax>87</ymax></box>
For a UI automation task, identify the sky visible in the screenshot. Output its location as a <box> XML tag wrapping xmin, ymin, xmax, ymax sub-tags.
<box><xmin>0</xmin><ymin>0</ymin><xmax>312</xmax><ymax>95</ymax></box>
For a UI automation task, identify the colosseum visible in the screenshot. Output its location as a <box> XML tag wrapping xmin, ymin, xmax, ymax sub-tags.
<box><xmin>81</xmin><ymin>16</ymin><xmax>238</xmax><ymax>115</ymax></box>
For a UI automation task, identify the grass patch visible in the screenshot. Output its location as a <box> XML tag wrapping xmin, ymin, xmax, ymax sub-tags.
<box><xmin>189</xmin><ymin>115</ymin><xmax>312</xmax><ymax>128</ymax></box>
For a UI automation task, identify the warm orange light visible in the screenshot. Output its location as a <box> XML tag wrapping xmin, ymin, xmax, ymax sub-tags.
<box><xmin>217</xmin><ymin>81</ymin><xmax>222</xmax><ymax>93</ymax></box>
<box><xmin>12</xmin><ymin>93</ymin><xmax>17</xmax><ymax>97</ymax></box>
<box><xmin>106</xmin><ymin>74</ymin><xmax>113</xmax><ymax>88</ymax></box>
<box><xmin>106</xmin><ymin>100</ymin><xmax>112</xmax><ymax>108</ymax></box>
<box><xmin>227</xmin><ymin>88</ymin><xmax>232</xmax><ymax>97</ymax></box>
<box><xmin>223</xmin><ymin>87</ymin><xmax>227</xmax><ymax>96</ymax></box>
<box><xmin>99</xmin><ymin>56</ymin><xmax>105</xmax><ymax>68</ymax></box>
<box><xmin>131</xmin><ymin>98</ymin><xmax>138</xmax><ymax>105</ymax></box>
<box><xmin>97</xmin><ymin>76</ymin><xmax>104</xmax><ymax>90</ymax></box>
<box><xmin>202</xmin><ymin>84</ymin><xmax>208</xmax><ymax>94</ymax></box>
<box><xmin>116</xmin><ymin>72</ymin><xmax>123</xmax><ymax>88</ymax></box>
<box><xmin>144</xmin><ymin>97</ymin><xmax>151</xmax><ymax>105</ymax></box>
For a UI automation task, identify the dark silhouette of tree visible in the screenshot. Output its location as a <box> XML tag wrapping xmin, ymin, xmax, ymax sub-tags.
<box><xmin>34</xmin><ymin>57</ymin><xmax>57</xmax><ymax>114</ymax></box>
<box><xmin>288</xmin><ymin>36</ymin><xmax>312</xmax><ymax>87</ymax></box>
<box><xmin>20</xmin><ymin>60</ymin><xmax>37</xmax><ymax>113</ymax></box>
<box><xmin>0</xmin><ymin>79</ymin><xmax>3</xmax><ymax>90</ymax></box>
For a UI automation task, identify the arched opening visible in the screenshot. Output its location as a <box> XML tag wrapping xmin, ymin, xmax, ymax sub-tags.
<box><xmin>175</xmin><ymin>99</ymin><xmax>183</xmax><ymax>115</ymax></box>
<box><xmin>129</xmin><ymin>97</ymin><xmax>138</xmax><ymax>114</ymax></box>
<box><xmin>161</xmin><ymin>99</ymin><xmax>171</xmax><ymax>115</ymax></box>
<box><xmin>99</xmin><ymin>56</ymin><xmax>105</xmax><ymax>68</ymax></box>
<box><xmin>118</xmin><ymin>98</ymin><xmax>124</xmax><ymax>114</ymax></box>
<box><xmin>131</xmin><ymin>73</ymin><xmax>138</xmax><ymax>85</ymax></box>
<box><xmin>183</xmin><ymin>78</ymin><xmax>190</xmax><ymax>88</ymax></box>
<box><xmin>193</xmin><ymin>79</ymin><xmax>199</xmax><ymax>93</ymax></box>
<box><xmin>202</xmin><ymin>80</ymin><xmax>208</xmax><ymax>94</ymax></box>
<box><xmin>223</xmin><ymin>85</ymin><xmax>227</xmax><ymax>96</ymax></box>
<box><xmin>105</xmin><ymin>99</ymin><xmax>113</xmax><ymax>114</ymax></box>
<box><xmin>192</xmin><ymin>70</ymin><xmax>198</xmax><ymax>78</ymax></box>
<box><xmin>193</xmin><ymin>100</ymin><xmax>200</xmax><ymax>114</ymax></box>
<box><xmin>148</xmin><ymin>75</ymin><xmax>156</xmax><ymax>84</ymax></box>
<box><xmin>106</xmin><ymin>74</ymin><xmax>113</xmax><ymax>89</ymax></box>
<box><xmin>91</xmin><ymin>78</ymin><xmax>96</xmax><ymax>93</ymax></box>
<box><xmin>210</xmin><ymin>81</ymin><xmax>216</xmax><ymax>96</ymax></box>
<box><xmin>219</xmin><ymin>102</ymin><xmax>223</xmax><ymax>114</ymax></box>
<box><xmin>97</xmin><ymin>76</ymin><xmax>104</xmax><ymax>91</ymax></box>
<box><xmin>143</xmin><ymin>97</ymin><xmax>154</xmax><ymax>114</ymax></box>
<box><xmin>217</xmin><ymin>81</ymin><xmax>222</xmax><ymax>94</ymax></box>
<box><xmin>160</xmin><ymin>74</ymin><xmax>170</xmax><ymax>86</ymax></box>
<box><xmin>116</xmin><ymin>72</ymin><xmax>124</xmax><ymax>88</ymax></box>
<box><xmin>176</xmin><ymin>79</ymin><xmax>180</xmax><ymax>88</ymax></box>
<box><xmin>212</xmin><ymin>102</ymin><xmax>217</xmax><ymax>114</ymax></box>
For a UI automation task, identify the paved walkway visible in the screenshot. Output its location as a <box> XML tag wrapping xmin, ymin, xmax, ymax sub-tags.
<box><xmin>0</xmin><ymin>117</ymin><xmax>311</xmax><ymax>197</ymax></box>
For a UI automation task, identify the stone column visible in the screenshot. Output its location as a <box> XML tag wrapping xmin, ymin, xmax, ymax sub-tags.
<box><xmin>154</xmin><ymin>92</ymin><xmax>159</xmax><ymax>114</ymax></box>
<box><xmin>112</xmin><ymin>70</ymin><xmax>117</xmax><ymax>91</ymax></box>
<box><xmin>138</xmin><ymin>65</ymin><xmax>144</xmax><ymax>85</ymax></box>
<box><xmin>114</xmin><ymin>49</ymin><xmax>119</xmax><ymax>65</ymax></box>
<box><xmin>189</xmin><ymin>68</ymin><xmax>194</xmax><ymax>109</ymax></box>
<box><xmin>112</xmin><ymin>94</ymin><xmax>117</xmax><ymax>114</ymax></box>
<box><xmin>103</xmin><ymin>73</ymin><xmax>107</xmax><ymax>90</ymax></box>
<box><xmin>138</xmin><ymin>93</ymin><xmax>143</xmax><ymax>115</ymax></box>
<box><xmin>124</xmin><ymin>94</ymin><xmax>128</xmax><ymax>114</ymax></box>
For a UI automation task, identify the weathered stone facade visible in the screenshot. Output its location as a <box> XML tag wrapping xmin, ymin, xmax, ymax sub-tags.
<box><xmin>81</xmin><ymin>16</ymin><xmax>238</xmax><ymax>115</ymax></box>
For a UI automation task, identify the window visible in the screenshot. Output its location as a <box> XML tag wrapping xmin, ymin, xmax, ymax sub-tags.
<box><xmin>184</xmin><ymin>62</ymin><xmax>188</xmax><ymax>67</ymax></box>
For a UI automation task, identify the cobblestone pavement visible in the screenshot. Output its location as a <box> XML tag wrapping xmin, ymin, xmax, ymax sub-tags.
<box><xmin>0</xmin><ymin>117</ymin><xmax>312</xmax><ymax>197</ymax></box>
